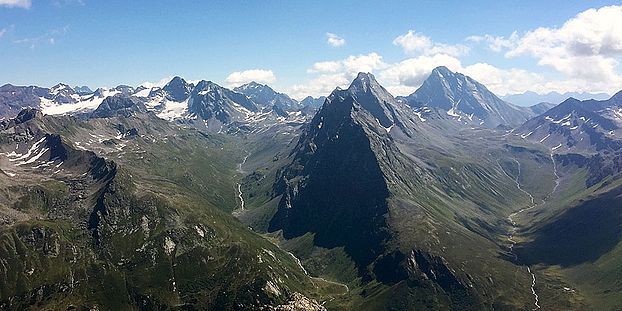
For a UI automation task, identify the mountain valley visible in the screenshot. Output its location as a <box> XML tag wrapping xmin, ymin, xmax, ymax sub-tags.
<box><xmin>1</xmin><ymin>67</ymin><xmax>621</xmax><ymax>310</ymax></box>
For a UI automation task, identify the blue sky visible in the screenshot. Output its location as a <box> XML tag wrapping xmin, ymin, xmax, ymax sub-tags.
<box><xmin>1</xmin><ymin>0</ymin><xmax>621</xmax><ymax>98</ymax></box>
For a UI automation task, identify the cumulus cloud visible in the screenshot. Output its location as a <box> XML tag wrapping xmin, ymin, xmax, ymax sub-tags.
<box><xmin>287</xmin><ymin>74</ymin><xmax>352</xmax><ymax>100</ymax></box>
<box><xmin>307</xmin><ymin>53</ymin><xmax>387</xmax><ymax>76</ymax></box>
<box><xmin>225</xmin><ymin>69</ymin><xmax>276</xmax><ymax>87</ymax></box>
<box><xmin>292</xmin><ymin>47</ymin><xmax>538</xmax><ymax>98</ymax></box>
<box><xmin>0</xmin><ymin>0</ymin><xmax>30</xmax><ymax>8</ymax></box>
<box><xmin>393</xmin><ymin>30</ymin><xmax>432</xmax><ymax>53</ymax></box>
<box><xmin>288</xmin><ymin>53</ymin><xmax>387</xmax><ymax>99</ymax></box>
<box><xmin>386</xmin><ymin>7</ymin><xmax>622</xmax><ymax>95</ymax></box>
<box><xmin>326</xmin><ymin>32</ymin><xmax>346</xmax><ymax>47</ymax></box>
<box><xmin>474</xmin><ymin>5</ymin><xmax>622</xmax><ymax>93</ymax></box>
<box><xmin>462</xmin><ymin>63</ymin><xmax>546</xmax><ymax>95</ymax></box>
<box><xmin>290</xmin><ymin>7</ymin><xmax>622</xmax><ymax>99</ymax></box>
<box><xmin>307</xmin><ymin>61</ymin><xmax>342</xmax><ymax>73</ymax></box>
<box><xmin>393</xmin><ymin>30</ymin><xmax>469</xmax><ymax>57</ymax></box>
<box><xmin>507</xmin><ymin>6</ymin><xmax>622</xmax><ymax>59</ymax></box>
<box><xmin>292</xmin><ymin>48</ymin><xmax>554</xmax><ymax>97</ymax></box>
<box><xmin>379</xmin><ymin>57</ymin><xmax>555</xmax><ymax>96</ymax></box>
<box><xmin>379</xmin><ymin>54</ymin><xmax>463</xmax><ymax>94</ymax></box>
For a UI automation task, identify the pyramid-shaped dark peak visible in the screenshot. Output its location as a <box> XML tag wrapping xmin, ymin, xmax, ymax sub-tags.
<box><xmin>338</xmin><ymin>73</ymin><xmax>396</xmax><ymax>128</ymax></box>
<box><xmin>168</xmin><ymin>76</ymin><xmax>186</xmax><ymax>84</ymax></box>
<box><xmin>164</xmin><ymin>76</ymin><xmax>189</xmax><ymax>90</ymax></box>
<box><xmin>347</xmin><ymin>72</ymin><xmax>395</xmax><ymax>104</ymax></box>
<box><xmin>163</xmin><ymin>76</ymin><xmax>191</xmax><ymax>101</ymax></box>
<box><xmin>348</xmin><ymin>72</ymin><xmax>390</xmax><ymax>97</ymax></box>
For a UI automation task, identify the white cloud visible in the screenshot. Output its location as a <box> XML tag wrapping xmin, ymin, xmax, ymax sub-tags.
<box><xmin>342</xmin><ymin>52</ymin><xmax>387</xmax><ymax>73</ymax></box>
<box><xmin>307</xmin><ymin>61</ymin><xmax>341</xmax><ymax>73</ymax></box>
<box><xmin>393</xmin><ymin>30</ymin><xmax>432</xmax><ymax>53</ymax></box>
<box><xmin>393</xmin><ymin>30</ymin><xmax>469</xmax><ymax>57</ymax></box>
<box><xmin>326</xmin><ymin>32</ymin><xmax>346</xmax><ymax>47</ymax></box>
<box><xmin>462</xmin><ymin>63</ymin><xmax>546</xmax><ymax>95</ymax></box>
<box><xmin>286</xmin><ymin>74</ymin><xmax>351</xmax><ymax>100</ymax></box>
<box><xmin>466</xmin><ymin>32</ymin><xmax>519</xmax><ymax>52</ymax></box>
<box><xmin>507</xmin><ymin>6</ymin><xmax>622</xmax><ymax>59</ymax></box>
<box><xmin>491</xmin><ymin>5</ymin><xmax>622</xmax><ymax>93</ymax></box>
<box><xmin>292</xmin><ymin>48</ymin><xmax>606</xmax><ymax>98</ymax></box>
<box><xmin>379</xmin><ymin>54</ymin><xmax>463</xmax><ymax>93</ymax></box>
<box><xmin>225</xmin><ymin>69</ymin><xmax>276</xmax><ymax>87</ymax></box>
<box><xmin>287</xmin><ymin>53</ymin><xmax>387</xmax><ymax>99</ymax></box>
<box><xmin>293</xmin><ymin>48</ymin><xmax>541</xmax><ymax>98</ymax></box>
<box><xmin>307</xmin><ymin>53</ymin><xmax>387</xmax><ymax>76</ymax></box>
<box><xmin>378</xmin><ymin>56</ymin><xmax>584</xmax><ymax>96</ymax></box>
<box><xmin>379</xmin><ymin>58</ymin><xmax>554</xmax><ymax>96</ymax></box>
<box><xmin>0</xmin><ymin>0</ymin><xmax>31</xmax><ymax>8</ymax></box>
<box><xmin>290</xmin><ymin>8</ymin><xmax>622</xmax><ymax>99</ymax></box>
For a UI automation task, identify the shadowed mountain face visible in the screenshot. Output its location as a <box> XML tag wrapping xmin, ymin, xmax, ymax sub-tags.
<box><xmin>267</xmin><ymin>73</ymin><xmax>532</xmax><ymax>310</ymax></box>
<box><xmin>403</xmin><ymin>66</ymin><xmax>536</xmax><ymax>128</ymax></box>
<box><xmin>269</xmin><ymin>74</ymin><xmax>419</xmax><ymax>277</ymax></box>
<box><xmin>517</xmin><ymin>184</ymin><xmax>622</xmax><ymax>267</ymax></box>
<box><xmin>269</xmin><ymin>87</ymin><xmax>392</xmax><ymax>272</ymax></box>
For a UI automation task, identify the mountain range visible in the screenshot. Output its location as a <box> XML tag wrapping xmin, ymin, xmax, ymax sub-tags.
<box><xmin>502</xmin><ymin>91</ymin><xmax>612</xmax><ymax>107</ymax></box>
<box><xmin>1</xmin><ymin>67</ymin><xmax>622</xmax><ymax>310</ymax></box>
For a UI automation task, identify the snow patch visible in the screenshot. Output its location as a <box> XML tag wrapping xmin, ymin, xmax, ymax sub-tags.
<box><xmin>264</xmin><ymin>281</ymin><xmax>281</xmax><ymax>296</ymax></box>
<box><xmin>163</xmin><ymin>237</ymin><xmax>176</xmax><ymax>255</ymax></box>
<box><xmin>539</xmin><ymin>134</ymin><xmax>550</xmax><ymax>143</ymax></box>
<box><xmin>521</xmin><ymin>131</ymin><xmax>533</xmax><ymax>139</ymax></box>
<box><xmin>40</xmin><ymin>89</ymin><xmax>120</xmax><ymax>115</ymax></box>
